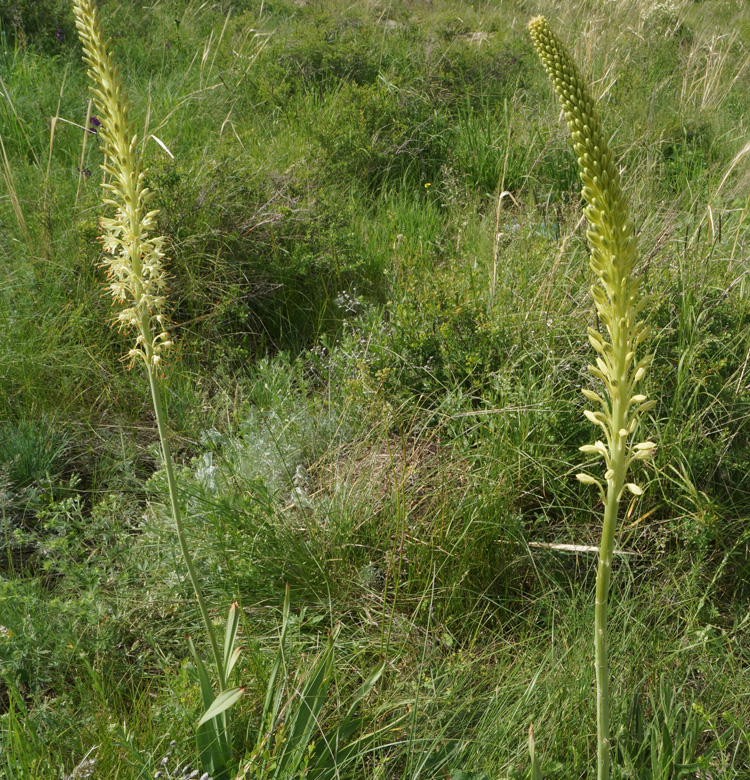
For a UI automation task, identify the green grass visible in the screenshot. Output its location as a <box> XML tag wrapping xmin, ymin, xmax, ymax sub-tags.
<box><xmin>1</xmin><ymin>0</ymin><xmax>750</xmax><ymax>777</ymax></box>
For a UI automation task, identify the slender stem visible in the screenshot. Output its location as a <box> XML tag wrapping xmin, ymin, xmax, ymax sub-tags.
<box><xmin>145</xmin><ymin>358</ymin><xmax>225</xmax><ymax>690</ymax></box>
<box><xmin>595</xmin><ymin>312</ymin><xmax>628</xmax><ymax>780</ymax></box>
<box><xmin>595</xmin><ymin>481</ymin><xmax>618</xmax><ymax>780</ymax></box>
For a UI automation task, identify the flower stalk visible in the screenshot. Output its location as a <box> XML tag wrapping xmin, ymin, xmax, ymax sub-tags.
<box><xmin>72</xmin><ymin>0</ymin><xmax>225</xmax><ymax>687</ymax></box>
<box><xmin>529</xmin><ymin>17</ymin><xmax>656</xmax><ymax>779</ymax></box>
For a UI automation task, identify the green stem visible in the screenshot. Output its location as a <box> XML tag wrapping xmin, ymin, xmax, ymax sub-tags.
<box><xmin>595</xmin><ymin>480</ymin><xmax>618</xmax><ymax>780</ymax></box>
<box><xmin>596</xmin><ymin>313</ymin><xmax>628</xmax><ymax>780</ymax></box>
<box><xmin>145</xmin><ymin>358</ymin><xmax>226</xmax><ymax>691</ymax></box>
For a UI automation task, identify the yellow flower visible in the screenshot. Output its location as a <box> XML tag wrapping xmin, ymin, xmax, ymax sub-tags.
<box><xmin>529</xmin><ymin>16</ymin><xmax>655</xmax><ymax>493</ymax></box>
<box><xmin>529</xmin><ymin>22</ymin><xmax>658</xmax><ymax>778</ymax></box>
<box><xmin>73</xmin><ymin>0</ymin><xmax>171</xmax><ymax>367</ymax></box>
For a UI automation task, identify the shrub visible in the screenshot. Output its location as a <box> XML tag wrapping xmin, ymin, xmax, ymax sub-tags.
<box><xmin>149</xmin><ymin>155</ymin><xmax>379</xmax><ymax>361</ymax></box>
<box><xmin>0</xmin><ymin>0</ymin><xmax>76</xmax><ymax>51</ymax></box>
<box><xmin>318</xmin><ymin>81</ymin><xmax>450</xmax><ymax>191</ymax></box>
<box><xmin>431</xmin><ymin>35</ymin><xmax>532</xmax><ymax>109</ymax></box>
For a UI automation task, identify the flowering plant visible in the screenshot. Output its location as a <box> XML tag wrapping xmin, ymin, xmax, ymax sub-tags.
<box><xmin>73</xmin><ymin>2</ymin><xmax>243</xmax><ymax>776</ymax></box>
<box><xmin>529</xmin><ymin>16</ymin><xmax>656</xmax><ymax>779</ymax></box>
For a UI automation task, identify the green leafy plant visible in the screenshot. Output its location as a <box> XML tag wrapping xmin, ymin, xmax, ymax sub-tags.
<box><xmin>529</xmin><ymin>17</ymin><xmax>656</xmax><ymax>780</ymax></box>
<box><xmin>238</xmin><ymin>585</ymin><xmax>406</xmax><ymax>780</ymax></box>
<box><xmin>614</xmin><ymin>676</ymin><xmax>714</xmax><ymax>780</ymax></box>
<box><xmin>318</xmin><ymin>81</ymin><xmax>448</xmax><ymax>191</ymax></box>
<box><xmin>188</xmin><ymin>601</ymin><xmax>245</xmax><ymax>779</ymax></box>
<box><xmin>72</xmin><ymin>2</ymin><xmax>243</xmax><ymax>776</ymax></box>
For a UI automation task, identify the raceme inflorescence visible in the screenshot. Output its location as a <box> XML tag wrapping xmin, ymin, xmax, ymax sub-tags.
<box><xmin>73</xmin><ymin>0</ymin><xmax>172</xmax><ymax>368</ymax></box>
<box><xmin>529</xmin><ymin>16</ymin><xmax>656</xmax><ymax>780</ymax></box>
<box><xmin>73</xmin><ymin>3</ymin><xmax>243</xmax><ymax>776</ymax></box>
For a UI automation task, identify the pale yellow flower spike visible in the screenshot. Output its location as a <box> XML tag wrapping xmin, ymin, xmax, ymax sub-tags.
<box><xmin>528</xmin><ymin>16</ymin><xmax>656</xmax><ymax>489</ymax></box>
<box><xmin>73</xmin><ymin>0</ymin><xmax>172</xmax><ymax>367</ymax></box>
<box><xmin>73</xmin><ymin>8</ymin><xmax>243</xmax><ymax>771</ymax></box>
<box><xmin>529</xmin><ymin>16</ymin><xmax>656</xmax><ymax>780</ymax></box>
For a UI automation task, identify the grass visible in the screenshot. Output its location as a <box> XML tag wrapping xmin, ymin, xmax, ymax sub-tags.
<box><xmin>1</xmin><ymin>0</ymin><xmax>750</xmax><ymax>778</ymax></box>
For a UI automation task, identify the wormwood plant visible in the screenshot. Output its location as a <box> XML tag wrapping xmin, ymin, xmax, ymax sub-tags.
<box><xmin>529</xmin><ymin>17</ymin><xmax>656</xmax><ymax>780</ymax></box>
<box><xmin>72</xmin><ymin>2</ymin><xmax>243</xmax><ymax>777</ymax></box>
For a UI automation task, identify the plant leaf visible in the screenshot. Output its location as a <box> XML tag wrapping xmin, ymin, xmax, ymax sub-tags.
<box><xmin>196</xmin><ymin>718</ymin><xmax>229</xmax><ymax>780</ymax></box>
<box><xmin>318</xmin><ymin>659</ymin><xmax>385</xmax><ymax>754</ymax></box>
<box><xmin>226</xmin><ymin>645</ymin><xmax>243</xmax><ymax>680</ymax></box>
<box><xmin>273</xmin><ymin>628</ymin><xmax>337</xmax><ymax>779</ymax></box>
<box><xmin>198</xmin><ymin>686</ymin><xmax>247</xmax><ymax>728</ymax></box>
<box><xmin>188</xmin><ymin>634</ymin><xmax>216</xmax><ymax>713</ymax></box>
<box><xmin>223</xmin><ymin>601</ymin><xmax>241</xmax><ymax>683</ymax></box>
<box><xmin>310</xmin><ymin>708</ymin><xmax>411</xmax><ymax>780</ymax></box>
<box><xmin>258</xmin><ymin>583</ymin><xmax>292</xmax><ymax>751</ymax></box>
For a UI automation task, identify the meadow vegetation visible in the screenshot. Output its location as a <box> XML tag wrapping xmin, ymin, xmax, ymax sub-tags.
<box><xmin>1</xmin><ymin>0</ymin><xmax>749</xmax><ymax>777</ymax></box>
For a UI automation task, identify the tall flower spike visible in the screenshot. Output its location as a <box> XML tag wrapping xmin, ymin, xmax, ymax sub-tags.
<box><xmin>529</xmin><ymin>17</ymin><xmax>655</xmax><ymax>780</ymax></box>
<box><xmin>73</xmin><ymin>8</ymin><xmax>240</xmax><ymax>774</ymax></box>
<box><xmin>73</xmin><ymin>0</ymin><xmax>172</xmax><ymax>367</ymax></box>
<box><xmin>528</xmin><ymin>16</ymin><xmax>655</xmax><ymax>483</ymax></box>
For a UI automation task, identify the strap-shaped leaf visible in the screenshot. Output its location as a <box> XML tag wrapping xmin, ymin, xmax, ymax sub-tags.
<box><xmin>311</xmin><ymin>657</ymin><xmax>385</xmax><ymax>767</ymax></box>
<box><xmin>196</xmin><ymin>718</ymin><xmax>226</xmax><ymax>778</ymax></box>
<box><xmin>223</xmin><ymin>601</ymin><xmax>241</xmax><ymax>684</ymax></box>
<box><xmin>259</xmin><ymin>584</ymin><xmax>291</xmax><ymax>747</ymax></box>
<box><xmin>225</xmin><ymin>645</ymin><xmax>243</xmax><ymax>680</ymax></box>
<box><xmin>188</xmin><ymin>634</ymin><xmax>216</xmax><ymax>713</ymax></box>
<box><xmin>198</xmin><ymin>686</ymin><xmax>247</xmax><ymax>728</ymax></box>
<box><xmin>310</xmin><ymin>709</ymin><xmax>411</xmax><ymax>780</ymax></box>
<box><xmin>273</xmin><ymin>629</ymin><xmax>336</xmax><ymax>778</ymax></box>
<box><xmin>339</xmin><ymin>659</ymin><xmax>384</xmax><ymax>736</ymax></box>
<box><xmin>188</xmin><ymin>635</ymin><xmax>232</xmax><ymax>777</ymax></box>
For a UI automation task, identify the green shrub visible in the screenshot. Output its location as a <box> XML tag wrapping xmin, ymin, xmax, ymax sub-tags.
<box><xmin>367</xmin><ymin>293</ymin><xmax>507</xmax><ymax>403</ymax></box>
<box><xmin>431</xmin><ymin>35</ymin><xmax>532</xmax><ymax>109</ymax></box>
<box><xmin>0</xmin><ymin>0</ymin><xmax>76</xmax><ymax>51</ymax></box>
<box><xmin>149</xmin><ymin>155</ymin><xmax>379</xmax><ymax>360</ymax></box>
<box><xmin>266</xmin><ymin>15</ymin><xmax>383</xmax><ymax>91</ymax></box>
<box><xmin>318</xmin><ymin>81</ymin><xmax>450</xmax><ymax>191</ymax></box>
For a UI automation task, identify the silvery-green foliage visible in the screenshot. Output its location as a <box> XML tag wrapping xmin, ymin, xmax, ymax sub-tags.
<box><xmin>191</xmin><ymin>355</ymin><xmax>348</xmax><ymax>502</ymax></box>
